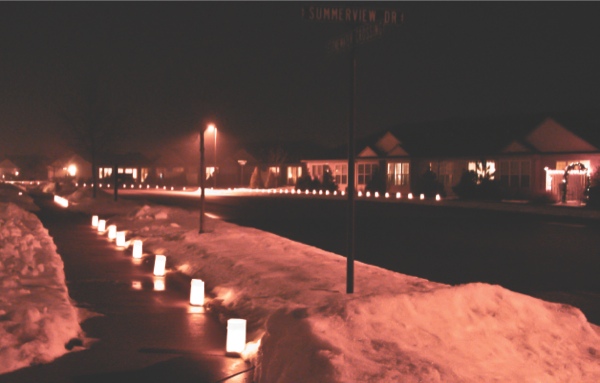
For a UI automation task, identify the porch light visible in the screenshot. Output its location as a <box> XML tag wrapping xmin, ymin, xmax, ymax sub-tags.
<box><xmin>132</xmin><ymin>240</ymin><xmax>143</xmax><ymax>259</ymax></box>
<box><xmin>190</xmin><ymin>279</ymin><xmax>205</xmax><ymax>306</ymax></box>
<box><xmin>153</xmin><ymin>255</ymin><xmax>167</xmax><ymax>276</ymax></box>
<box><xmin>116</xmin><ymin>231</ymin><xmax>126</xmax><ymax>247</ymax></box>
<box><xmin>408</xmin><ymin>193</ymin><xmax>413</xmax><ymax>200</ymax></box>
<box><xmin>98</xmin><ymin>220</ymin><xmax>106</xmax><ymax>233</ymax></box>
<box><xmin>226</xmin><ymin>319</ymin><xmax>247</xmax><ymax>354</ymax></box>
<box><xmin>92</xmin><ymin>215</ymin><xmax>99</xmax><ymax>227</ymax></box>
<box><xmin>107</xmin><ymin>225</ymin><xmax>117</xmax><ymax>240</ymax></box>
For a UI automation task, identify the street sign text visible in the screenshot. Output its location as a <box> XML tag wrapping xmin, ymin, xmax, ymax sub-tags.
<box><xmin>302</xmin><ymin>6</ymin><xmax>403</xmax><ymax>25</ymax></box>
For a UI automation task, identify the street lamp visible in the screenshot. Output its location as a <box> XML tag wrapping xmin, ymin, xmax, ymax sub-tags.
<box><xmin>237</xmin><ymin>159</ymin><xmax>247</xmax><ymax>187</ymax></box>
<box><xmin>200</xmin><ymin>123</ymin><xmax>217</xmax><ymax>233</ymax></box>
<box><xmin>207</xmin><ymin>124</ymin><xmax>217</xmax><ymax>188</ymax></box>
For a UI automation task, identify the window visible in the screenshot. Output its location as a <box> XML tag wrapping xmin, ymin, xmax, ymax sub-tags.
<box><xmin>287</xmin><ymin>166</ymin><xmax>302</xmax><ymax>184</ymax></box>
<box><xmin>311</xmin><ymin>165</ymin><xmax>323</xmax><ymax>180</ymax></box>
<box><xmin>269</xmin><ymin>167</ymin><xmax>280</xmax><ymax>176</ymax></box>
<box><xmin>334</xmin><ymin>164</ymin><xmax>348</xmax><ymax>185</ymax></box>
<box><xmin>468</xmin><ymin>161</ymin><xmax>495</xmax><ymax>180</ymax></box>
<box><xmin>437</xmin><ymin>162</ymin><xmax>452</xmax><ymax>186</ymax></box>
<box><xmin>387</xmin><ymin>162</ymin><xmax>409</xmax><ymax>186</ymax></box>
<box><xmin>499</xmin><ymin>160</ymin><xmax>530</xmax><ymax>188</ymax></box>
<box><xmin>358</xmin><ymin>163</ymin><xmax>378</xmax><ymax>185</ymax></box>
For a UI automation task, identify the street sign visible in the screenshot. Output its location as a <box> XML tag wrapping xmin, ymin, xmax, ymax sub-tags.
<box><xmin>301</xmin><ymin>6</ymin><xmax>403</xmax><ymax>25</ymax></box>
<box><xmin>329</xmin><ymin>22</ymin><xmax>386</xmax><ymax>52</ymax></box>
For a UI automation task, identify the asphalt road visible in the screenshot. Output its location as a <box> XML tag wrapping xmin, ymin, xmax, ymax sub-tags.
<box><xmin>121</xmin><ymin>190</ymin><xmax>600</xmax><ymax>325</ymax></box>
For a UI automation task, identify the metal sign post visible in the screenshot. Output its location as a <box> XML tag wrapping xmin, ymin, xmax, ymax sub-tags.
<box><xmin>303</xmin><ymin>6</ymin><xmax>404</xmax><ymax>294</ymax></box>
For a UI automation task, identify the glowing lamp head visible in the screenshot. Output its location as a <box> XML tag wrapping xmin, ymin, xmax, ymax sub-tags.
<box><xmin>226</xmin><ymin>318</ymin><xmax>247</xmax><ymax>354</ymax></box>
<box><xmin>207</xmin><ymin>123</ymin><xmax>216</xmax><ymax>133</ymax></box>
<box><xmin>132</xmin><ymin>240</ymin><xmax>143</xmax><ymax>259</ymax></box>
<box><xmin>190</xmin><ymin>279</ymin><xmax>205</xmax><ymax>306</ymax></box>
<box><xmin>153</xmin><ymin>255</ymin><xmax>167</xmax><ymax>276</ymax></box>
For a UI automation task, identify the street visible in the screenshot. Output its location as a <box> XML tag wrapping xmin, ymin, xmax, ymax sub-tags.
<box><xmin>121</xmin><ymin>190</ymin><xmax>600</xmax><ymax>325</ymax></box>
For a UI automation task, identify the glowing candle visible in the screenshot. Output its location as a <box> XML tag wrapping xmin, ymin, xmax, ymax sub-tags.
<box><xmin>132</xmin><ymin>240</ymin><xmax>143</xmax><ymax>259</ymax></box>
<box><xmin>107</xmin><ymin>225</ymin><xmax>117</xmax><ymax>240</ymax></box>
<box><xmin>190</xmin><ymin>279</ymin><xmax>205</xmax><ymax>306</ymax></box>
<box><xmin>116</xmin><ymin>231</ymin><xmax>126</xmax><ymax>247</ymax></box>
<box><xmin>420</xmin><ymin>194</ymin><xmax>425</xmax><ymax>200</ymax></box>
<box><xmin>153</xmin><ymin>255</ymin><xmax>166</xmax><ymax>276</ymax></box>
<box><xmin>98</xmin><ymin>220</ymin><xmax>106</xmax><ymax>232</ymax></box>
<box><xmin>92</xmin><ymin>215</ymin><xmax>99</xmax><ymax>227</ymax></box>
<box><xmin>366</xmin><ymin>191</ymin><xmax>371</xmax><ymax>197</ymax></box>
<box><xmin>396</xmin><ymin>192</ymin><xmax>401</xmax><ymax>199</ymax></box>
<box><xmin>436</xmin><ymin>194</ymin><xmax>441</xmax><ymax>201</ymax></box>
<box><xmin>226</xmin><ymin>319</ymin><xmax>247</xmax><ymax>354</ymax></box>
<box><xmin>153</xmin><ymin>277</ymin><xmax>165</xmax><ymax>291</ymax></box>
<box><xmin>408</xmin><ymin>193</ymin><xmax>413</xmax><ymax>200</ymax></box>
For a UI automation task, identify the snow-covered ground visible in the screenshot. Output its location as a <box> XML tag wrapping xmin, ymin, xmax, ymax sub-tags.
<box><xmin>0</xmin><ymin>184</ymin><xmax>82</xmax><ymax>374</ymax></box>
<box><xmin>4</xmin><ymin>184</ymin><xmax>600</xmax><ymax>381</ymax></box>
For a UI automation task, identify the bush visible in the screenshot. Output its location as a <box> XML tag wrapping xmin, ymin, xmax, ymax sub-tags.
<box><xmin>586</xmin><ymin>185</ymin><xmax>600</xmax><ymax>209</ymax></box>
<box><xmin>416</xmin><ymin>169</ymin><xmax>445</xmax><ymax>198</ymax></box>
<box><xmin>453</xmin><ymin>170</ymin><xmax>502</xmax><ymax>201</ymax></box>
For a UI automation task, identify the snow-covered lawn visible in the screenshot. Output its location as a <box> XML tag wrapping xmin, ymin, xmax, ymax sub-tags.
<box><xmin>0</xmin><ymin>184</ymin><xmax>82</xmax><ymax>374</ymax></box>
<box><xmin>3</xmin><ymin>184</ymin><xmax>600</xmax><ymax>381</ymax></box>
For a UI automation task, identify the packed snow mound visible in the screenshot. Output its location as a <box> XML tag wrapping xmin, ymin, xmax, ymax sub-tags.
<box><xmin>0</xmin><ymin>203</ymin><xmax>82</xmax><ymax>374</ymax></box>
<box><xmin>64</xmin><ymin>192</ymin><xmax>600</xmax><ymax>382</ymax></box>
<box><xmin>66</xmin><ymin>187</ymin><xmax>141</xmax><ymax>215</ymax></box>
<box><xmin>0</xmin><ymin>183</ymin><xmax>38</xmax><ymax>212</ymax></box>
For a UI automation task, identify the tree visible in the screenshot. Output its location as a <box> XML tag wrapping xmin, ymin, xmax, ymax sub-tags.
<box><xmin>58</xmin><ymin>78</ymin><xmax>126</xmax><ymax>198</ymax></box>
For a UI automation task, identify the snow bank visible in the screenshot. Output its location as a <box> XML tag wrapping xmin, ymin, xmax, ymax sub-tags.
<box><xmin>67</xmin><ymin>188</ymin><xmax>600</xmax><ymax>382</ymax></box>
<box><xmin>0</xmin><ymin>202</ymin><xmax>82</xmax><ymax>374</ymax></box>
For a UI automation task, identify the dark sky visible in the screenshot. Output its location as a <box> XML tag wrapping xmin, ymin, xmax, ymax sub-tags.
<box><xmin>1</xmin><ymin>2</ymin><xmax>600</xmax><ymax>158</ymax></box>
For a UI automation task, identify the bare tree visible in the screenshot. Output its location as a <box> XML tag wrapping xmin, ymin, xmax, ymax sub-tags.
<box><xmin>58</xmin><ymin>78</ymin><xmax>125</xmax><ymax>198</ymax></box>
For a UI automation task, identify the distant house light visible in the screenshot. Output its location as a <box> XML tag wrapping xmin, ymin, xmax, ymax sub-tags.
<box><xmin>67</xmin><ymin>164</ymin><xmax>77</xmax><ymax>177</ymax></box>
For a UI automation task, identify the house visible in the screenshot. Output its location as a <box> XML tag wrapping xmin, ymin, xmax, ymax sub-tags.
<box><xmin>0</xmin><ymin>158</ymin><xmax>20</xmax><ymax>180</ymax></box>
<box><xmin>48</xmin><ymin>153</ymin><xmax>93</xmax><ymax>182</ymax></box>
<box><xmin>301</xmin><ymin>114</ymin><xmax>600</xmax><ymax>203</ymax></box>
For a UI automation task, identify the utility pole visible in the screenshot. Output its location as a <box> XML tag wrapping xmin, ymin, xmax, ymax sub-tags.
<box><xmin>302</xmin><ymin>5</ymin><xmax>404</xmax><ymax>294</ymax></box>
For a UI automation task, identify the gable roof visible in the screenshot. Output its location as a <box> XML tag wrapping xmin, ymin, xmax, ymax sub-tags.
<box><xmin>523</xmin><ymin>117</ymin><xmax>598</xmax><ymax>153</ymax></box>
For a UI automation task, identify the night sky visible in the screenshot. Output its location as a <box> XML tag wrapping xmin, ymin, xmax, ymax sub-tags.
<box><xmin>1</xmin><ymin>2</ymin><xmax>600</xmax><ymax>158</ymax></box>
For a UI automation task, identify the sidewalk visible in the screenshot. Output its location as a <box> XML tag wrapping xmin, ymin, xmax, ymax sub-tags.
<box><xmin>0</xmin><ymin>199</ymin><xmax>253</xmax><ymax>383</ymax></box>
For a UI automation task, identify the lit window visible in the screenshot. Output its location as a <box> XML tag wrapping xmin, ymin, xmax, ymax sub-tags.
<box><xmin>387</xmin><ymin>162</ymin><xmax>409</xmax><ymax>186</ymax></box>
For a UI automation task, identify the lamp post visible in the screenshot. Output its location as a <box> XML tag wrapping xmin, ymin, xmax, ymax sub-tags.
<box><xmin>237</xmin><ymin>159</ymin><xmax>247</xmax><ymax>187</ymax></box>
<box><xmin>200</xmin><ymin>123</ymin><xmax>217</xmax><ymax>233</ymax></box>
<box><xmin>207</xmin><ymin>124</ymin><xmax>217</xmax><ymax>188</ymax></box>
